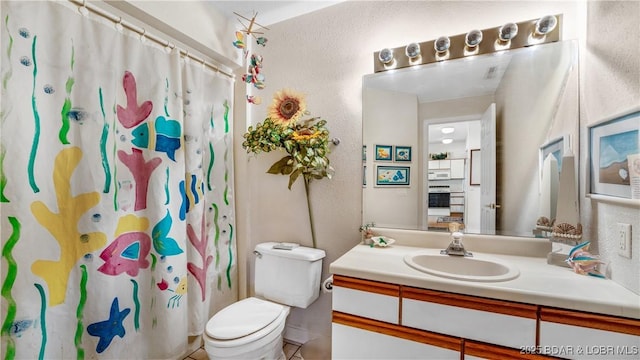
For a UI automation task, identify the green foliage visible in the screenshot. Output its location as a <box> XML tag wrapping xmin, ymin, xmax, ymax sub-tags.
<box><xmin>242</xmin><ymin>117</ymin><xmax>334</xmax><ymax>189</ymax></box>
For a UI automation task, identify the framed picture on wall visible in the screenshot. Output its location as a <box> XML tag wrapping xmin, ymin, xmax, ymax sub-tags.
<box><xmin>375</xmin><ymin>165</ymin><xmax>410</xmax><ymax>186</ymax></box>
<box><xmin>588</xmin><ymin>107</ymin><xmax>640</xmax><ymax>201</ymax></box>
<box><xmin>374</xmin><ymin>145</ymin><xmax>393</xmax><ymax>161</ymax></box>
<box><xmin>395</xmin><ymin>146</ymin><xmax>412</xmax><ymax>162</ymax></box>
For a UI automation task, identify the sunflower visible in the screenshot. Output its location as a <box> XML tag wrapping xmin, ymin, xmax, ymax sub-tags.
<box><xmin>268</xmin><ymin>89</ymin><xmax>306</xmax><ymax>126</ymax></box>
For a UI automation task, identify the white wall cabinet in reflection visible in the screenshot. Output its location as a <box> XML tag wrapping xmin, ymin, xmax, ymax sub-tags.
<box><xmin>450</xmin><ymin>159</ymin><xmax>465</xmax><ymax>179</ymax></box>
<box><xmin>429</xmin><ymin>159</ymin><xmax>465</xmax><ymax>179</ymax></box>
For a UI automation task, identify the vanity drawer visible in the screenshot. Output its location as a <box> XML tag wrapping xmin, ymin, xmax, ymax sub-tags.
<box><xmin>402</xmin><ymin>287</ymin><xmax>538</xmax><ymax>349</ymax></box>
<box><xmin>333</xmin><ymin>312</ymin><xmax>461</xmax><ymax>359</ymax></box>
<box><xmin>332</xmin><ymin>275</ymin><xmax>400</xmax><ymax>324</ymax></box>
<box><xmin>539</xmin><ymin>307</ymin><xmax>640</xmax><ymax>359</ymax></box>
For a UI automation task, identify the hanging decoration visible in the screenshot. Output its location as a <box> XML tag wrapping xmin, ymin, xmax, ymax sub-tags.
<box><xmin>232</xmin><ymin>11</ymin><xmax>269</xmax><ymax>103</ymax></box>
<box><xmin>242</xmin><ymin>54</ymin><xmax>265</xmax><ymax>90</ymax></box>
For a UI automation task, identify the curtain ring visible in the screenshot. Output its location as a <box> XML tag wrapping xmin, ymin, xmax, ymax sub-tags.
<box><xmin>139</xmin><ymin>28</ymin><xmax>146</xmax><ymax>42</ymax></box>
<box><xmin>78</xmin><ymin>0</ymin><xmax>89</xmax><ymax>16</ymax></box>
<box><xmin>115</xmin><ymin>17</ymin><xmax>124</xmax><ymax>32</ymax></box>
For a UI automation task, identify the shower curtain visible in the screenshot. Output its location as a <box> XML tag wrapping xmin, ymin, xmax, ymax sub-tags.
<box><xmin>0</xmin><ymin>1</ymin><xmax>237</xmax><ymax>359</ymax></box>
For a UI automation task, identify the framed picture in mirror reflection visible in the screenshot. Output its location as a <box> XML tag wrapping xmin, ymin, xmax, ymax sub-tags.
<box><xmin>375</xmin><ymin>165</ymin><xmax>410</xmax><ymax>186</ymax></box>
<box><xmin>588</xmin><ymin>108</ymin><xmax>640</xmax><ymax>200</ymax></box>
<box><xmin>375</xmin><ymin>145</ymin><xmax>393</xmax><ymax>161</ymax></box>
<box><xmin>395</xmin><ymin>146</ymin><xmax>412</xmax><ymax>162</ymax></box>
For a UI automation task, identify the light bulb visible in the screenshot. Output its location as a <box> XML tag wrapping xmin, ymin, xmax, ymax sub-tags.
<box><xmin>434</xmin><ymin>36</ymin><xmax>450</xmax><ymax>53</ymax></box>
<box><xmin>465</xmin><ymin>29</ymin><xmax>483</xmax><ymax>48</ymax></box>
<box><xmin>535</xmin><ymin>15</ymin><xmax>558</xmax><ymax>35</ymax></box>
<box><xmin>498</xmin><ymin>22</ymin><xmax>518</xmax><ymax>41</ymax></box>
<box><xmin>405</xmin><ymin>43</ymin><xmax>421</xmax><ymax>59</ymax></box>
<box><xmin>378</xmin><ymin>48</ymin><xmax>394</xmax><ymax>64</ymax></box>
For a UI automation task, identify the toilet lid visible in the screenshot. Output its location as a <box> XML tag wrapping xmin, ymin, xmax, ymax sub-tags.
<box><xmin>206</xmin><ymin>297</ymin><xmax>286</xmax><ymax>340</ymax></box>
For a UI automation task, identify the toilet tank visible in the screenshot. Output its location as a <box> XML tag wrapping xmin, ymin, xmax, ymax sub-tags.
<box><xmin>254</xmin><ymin>242</ymin><xmax>326</xmax><ymax>308</ymax></box>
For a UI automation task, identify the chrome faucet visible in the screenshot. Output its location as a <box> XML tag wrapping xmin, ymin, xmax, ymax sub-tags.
<box><xmin>440</xmin><ymin>223</ymin><xmax>472</xmax><ymax>257</ymax></box>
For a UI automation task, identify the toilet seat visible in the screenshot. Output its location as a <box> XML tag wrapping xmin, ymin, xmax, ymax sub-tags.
<box><xmin>205</xmin><ymin>297</ymin><xmax>289</xmax><ymax>348</ymax></box>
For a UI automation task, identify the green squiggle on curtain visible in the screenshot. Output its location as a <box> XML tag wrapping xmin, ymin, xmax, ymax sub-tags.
<box><xmin>2</xmin><ymin>15</ymin><xmax>13</xmax><ymax>90</ymax></box>
<box><xmin>58</xmin><ymin>43</ymin><xmax>75</xmax><ymax>145</ymax></box>
<box><xmin>226</xmin><ymin>224</ymin><xmax>234</xmax><ymax>289</ymax></box>
<box><xmin>28</xmin><ymin>36</ymin><xmax>41</xmax><ymax>193</ymax></box>
<box><xmin>1</xmin><ymin>17</ymin><xmax>12</xmax><ymax>203</ymax></box>
<box><xmin>223</xmin><ymin>137</ymin><xmax>229</xmax><ymax>206</ymax></box>
<box><xmin>163</xmin><ymin>167</ymin><xmax>170</xmax><ymax>205</ymax></box>
<box><xmin>130</xmin><ymin>279</ymin><xmax>140</xmax><ymax>331</ymax></box>
<box><xmin>112</xmin><ymin>104</ymin><xmax>118</xmax><ymax>211</ymax></box>
<box><xmin>1</xmin><ymin>217</ymin><xmax>20</xmax><ymax>360</ymax></box>
<box><xmin>163</xmin><ymin>78</ymin><xmax>169</xmax><ymax>117</ymax></box>
<box><xmin>150</xmin><ymin>253</ymin><xmax>157</xmax><ymax>271</ymax></box>
<box><xmin>99</xmin><ymin>88</ymin><xmax>111</xmax><ymax>193</ymax></box>
<box><xmin>211</xmin><ymin>203</ymin><xmax>220</xmax><ymax>267</ymax></box>
<box><xmin>75</xmin><ymin>265</ymin><xmax>88</xmax><ymax>360</ymax></box>
<box><xmin>223</xmin><ymin>100</ymin><xmax>229</xmax><ymax>134</ymax></box>
<box><xmin>1</xmin><ymin>147</ymin><xmax>9</xmax><ymax>203</ymax></box>
<box><xmin>34</xmin><ymin>283</ymin><xmax>47</xmax><ymax>360</ymax></box>
<box><xmin>206</xmin><ymin>143</ymin><xmax>214</xmax><ymax>191</ymax></box>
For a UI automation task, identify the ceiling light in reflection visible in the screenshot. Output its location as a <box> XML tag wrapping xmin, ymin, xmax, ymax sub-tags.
<box><xmin>442</xmin><ymin>138</ymin><xmax>453</xmax><ymax>144</ymax></box>
<box><xmin>441</xmin><ymin>127</ymin><xmax>455</xmax><ymax>134</ymax></box>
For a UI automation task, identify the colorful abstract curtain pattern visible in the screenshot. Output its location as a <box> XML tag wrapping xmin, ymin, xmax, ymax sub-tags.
<box><xmin>0</xmin><ymin>2</ymin><xmax>237</xmax><ymax>359</ymax></box>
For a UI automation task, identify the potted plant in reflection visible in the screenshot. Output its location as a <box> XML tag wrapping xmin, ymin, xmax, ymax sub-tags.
<box><xmin>242</xmin><ymin>89</ymin><xmax>334</xmax><ymax>248</ymax></box>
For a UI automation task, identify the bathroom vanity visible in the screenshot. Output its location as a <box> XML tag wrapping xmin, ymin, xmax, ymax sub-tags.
<box><xmin>329</xmin><ymin>232</ymin><xmax>640</xmax><ymax>359</ymax></box>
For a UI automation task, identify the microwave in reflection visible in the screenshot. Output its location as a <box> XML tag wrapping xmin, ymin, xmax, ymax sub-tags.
<box><xmin>428</xmin><ymin>192</ymin><xmax>450</xmax><ymax>208</ymax></box>
<box><xmin>428</xmin><ymin>170</ymin><xmax>450</xmax><ymax>180</ymax></box>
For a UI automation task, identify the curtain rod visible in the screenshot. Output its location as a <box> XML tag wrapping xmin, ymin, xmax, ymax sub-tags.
<box><xmin>67</xmin><ymin>0</ymin><xmax>234</xmax><ymax>79</ymax></box>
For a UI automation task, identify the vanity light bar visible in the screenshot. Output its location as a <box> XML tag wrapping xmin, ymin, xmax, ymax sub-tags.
<box><xmin>374</xmin><ymin>14</ymin><xmax>562</xmax><ymax>73</ymax></box>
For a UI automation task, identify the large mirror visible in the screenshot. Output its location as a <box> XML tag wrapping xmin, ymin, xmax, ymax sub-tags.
<box><xmin>362</xmin><ymin>39</ymin><xmax>579</xmax><ymax>237</ymax></box>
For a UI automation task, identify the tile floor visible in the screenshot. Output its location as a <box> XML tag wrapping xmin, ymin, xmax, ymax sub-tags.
<box><xmin>182</xmin><ymin>340</ymin><xmax>304</xmax><ymax>360</ymax></box>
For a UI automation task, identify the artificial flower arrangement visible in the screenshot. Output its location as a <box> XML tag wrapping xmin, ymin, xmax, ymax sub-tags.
<box><xmin>242</xmin><ymin>89</ymin><xmax>334</xmax><ymax>248</ymax></box>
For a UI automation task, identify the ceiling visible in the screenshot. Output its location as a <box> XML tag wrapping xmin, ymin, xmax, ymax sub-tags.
<box><xmin>208</xmin><ymin>1</ymin><xmax>344</xmax><ymax>27</ymax></box>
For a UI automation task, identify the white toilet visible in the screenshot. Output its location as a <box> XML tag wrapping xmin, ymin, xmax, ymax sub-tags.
<box><xmin>204</xmin><ymin>242</ymin><xmax>326</xmax><ymax>360</ymax></box>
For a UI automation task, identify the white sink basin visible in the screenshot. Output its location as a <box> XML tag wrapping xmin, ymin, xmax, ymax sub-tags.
<box><xmin>404</xmin><ymin>249</ymin><xmax>519</xmax><ymax>282</ymax></box>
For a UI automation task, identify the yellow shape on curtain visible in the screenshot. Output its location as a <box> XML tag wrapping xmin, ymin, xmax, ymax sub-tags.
<box><xmin>30</xmin><ymin>147</ymin><xmax>107</xmax><ymax>306</ymax></box>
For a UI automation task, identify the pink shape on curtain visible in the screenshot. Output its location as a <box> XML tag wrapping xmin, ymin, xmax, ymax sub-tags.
<box><xmin>116</xmin><ymin>71</ymin><xmax>153</xmax><ymax>129</ymax></box>
<box><xmin>117</xmin><ymin>148</ymin><xmax>162</xmax><ymax>211</ymax></box>
<box><xmin>98</xmin><ymin>232</ymin><xmax>151</xmax><ymax>276</ymax></box>
<box><xmin>187</xmin><ymin>219</ymin><xmax>213</xmax><ymax>301</ymax></box>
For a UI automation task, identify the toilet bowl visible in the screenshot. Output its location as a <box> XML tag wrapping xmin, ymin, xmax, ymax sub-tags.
<box><xmin>204</xmin><ymin>297</ymin><xmax>290</xmax><ymax>360</ymax></box>
<box><xmin>203</xmin><ymin>243</ymin><xmax>325</xmax><ymax>360</ymax></box>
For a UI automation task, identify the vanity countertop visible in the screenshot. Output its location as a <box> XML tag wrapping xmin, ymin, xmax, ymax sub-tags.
<box><xmin>330</xmin><ymin>243</ymin><xmax>640</xmax><ymax>319</ymax></box>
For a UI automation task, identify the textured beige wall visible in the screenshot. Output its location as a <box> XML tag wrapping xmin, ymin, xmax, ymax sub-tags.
<box><xmin>233</xmin><ymin>0</ymin><xmax>589</xmax><ymax>349</ymax></box>
<box><xmin>580</xmin><ymin>1</ymin><xmax>640</xmax><ymax>294</ymax></box>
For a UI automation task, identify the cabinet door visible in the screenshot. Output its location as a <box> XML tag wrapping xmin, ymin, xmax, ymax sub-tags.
<box><xmin>332</xmin><ymin>275</ymin><xmax>399</xmax><ymax>324</ymax></box>
<box><xmin>450</xmin><ymin>159</ymin><xmax>465</xmax><ymax>178</ymax></box>
<box><xmin>332</xmin><ymin>313</ymin><xmax>461</xmax><ymax>359</ymax></box>
<box><xmin>428</xmin><ymin>160</ymin><xmax>439</xmax><ymax>170</ymax></box>
<box><xmin>402</xmin><ymin>287</ymin><xmax>538</xmax><ymax>349</ymax></box>
<box><xmin>539</xmin><ymin>307</ymin><xmax>640</xmax><ymax>359</ymax></box>
<box><xmin>439</xmin><ymin>160</ymin><xmax>451</xmax><ymax>169</ymax></box>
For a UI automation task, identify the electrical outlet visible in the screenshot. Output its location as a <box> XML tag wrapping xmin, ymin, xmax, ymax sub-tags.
<box><xmin>617</xmin><ymin>223</ymin><xmax>631</xmax><ymax>258</ymax></box>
